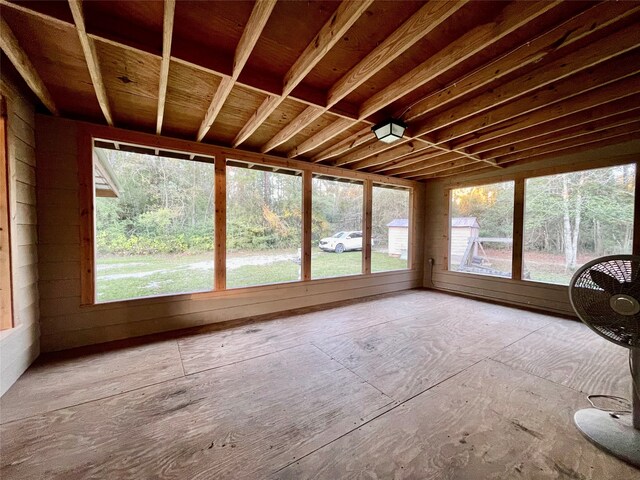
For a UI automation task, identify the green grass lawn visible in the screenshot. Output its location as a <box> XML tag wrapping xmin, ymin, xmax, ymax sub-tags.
<box><xmin>96</xmin><ymin>250</ymin><xmax>409</xmax><ymax>302</ymax></box>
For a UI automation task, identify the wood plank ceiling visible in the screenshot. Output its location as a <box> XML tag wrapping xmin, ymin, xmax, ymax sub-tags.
<box><xmin>1</xmin><ymin>0</ymin><xmax>639</xmax><ymax>180</ymax></box>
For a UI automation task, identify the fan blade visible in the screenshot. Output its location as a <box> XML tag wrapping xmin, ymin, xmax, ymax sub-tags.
<box><xmin>624</xmin><ymin>280</ymin><xmax>640</xmax><ymax>300</ymax></box>
<box><xmin>589</xmin><ymin>269</ymin><xmax>622</xmax><ymax>294</ymax></box>
<box><xmin>572</xmin><ymin>287</ymin><xmax>610</xmax><ymax>315</ymax></box>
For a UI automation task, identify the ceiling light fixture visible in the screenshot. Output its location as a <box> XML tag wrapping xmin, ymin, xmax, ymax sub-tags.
<box><xmin>372</xmin><ymin>119</ymin><xmax>407</xmax><ymax>143</ymax></box>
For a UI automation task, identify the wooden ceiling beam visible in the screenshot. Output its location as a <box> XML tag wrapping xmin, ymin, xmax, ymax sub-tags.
<box><xmin>281</xmin><ymin>0</ymin><xmax>554</xmax><ymax>161</ymax></box>
<box><xmin>432</xmin><ymin>52</ymin><xmax>640</xmax><ymax>147</ymax></box>
<box><xmin>156</xmin><ymin>0</ymin><xmax>176</xmax><ymax>135</ymax></box>
<box><xmin>287</xmin><ymin>117</ymin><xmax>354</xmax><ymax>158</ymax></box>
<box><xmin>466</xmin><ymin>93</ymin><xmax>640</xmax><ymax>155</ymax></box>
<box><xmin>233</xmin><ymin>0</ymin><xmax>373</xmax><ymax>148</ymax></box>
<box><xmin>403</xmin><ymin>1</ymin><xmax>640</xmax><ymax>123</ymax></box>
<box><xmin>259</xmin><ymin>104</ymin><xmax>325</xmax><ymax>153</ymax></box>
<box><xmin>328</xmin><ymin>1</ymin><xmax>468</xmax><ymax>108</ymax></box>
<box><xmin>283</xmin><ymin>0</ymin><xmax>558</xmax><ymax>160</ymax></box>
<box><xmin>413</xmin><ymin>161</ymin><xmax>488</xmax><ymax>181</ymax></box>
<box><xmin>415</xmin><ymin>125</ymin><xmax>640</xmax><ymax>181</ymax></box>
<box><xmin>402</xmin><ymin>157</ymin><xmax>474</xmax><ymax>179</ymax></box>
<box><xmin>311</xmin><ymin>126</ymin><xmax>373</xmax><ymax>162</ymax></box>
<box><xmin>0</xmin><ymin>16</ymin><xmax>59</xmax><ymax>115</ymax></box>
<box><xmin>359</xmin><ymin>0</ymin><xmax>560</xmax><ymax>120</ymax></box>
<box><xmin>481</xmin><ymin>109</ymin><xmax>640</xmax><ymax>161</ymax></box>
<box><xmin>420</xmin><ymin>134</ymin><xmax>640</xmax><ymax>181</ymax></box>
<box><xmin>494</xmin><ymin>121</ymin><xmax>640</xmax><ymax>165</ymax></box>
<box><xmin>329</xmin><ymin>134</ymin><xmax>496</xmax><ymax>170</ymax></box>
<box><xmin>349</xmin><ymin>141</ymin><xmax>432</xmax><ymax>171</ymax></box>
<box><xmin>414</xmin><ymin>24</ymin><xmax>640</xmax><ymax>141</ymax></box>
<box><xmin>496</xmin><ymin>133</ymin><xmax>640</xmax><ymax>170</ymax></box>
<box><xmin>68</xmin><ymin>0</ymin><xmax>113</xmax><ymax>126</ymax></box>
<box><xmin>406</xmin><ymin>120</ymin><xmax>640</xmax><ymax>180</ymax></box>
<box><xmin>263</xmin><ymin>0</ymin><xmax>466</xmax><ymax>153</ymax></box>
<box><xmin>393</xmin><ymin>117</ymin><xmax>640</xmax><ymax>180</ymax></box>
<box><xmin>0</xmin><ymin>0</ymin><xmax>361</xmax><ymax>124</ymax></box>
<box><xmin>196</xmin><ymin>0</ymin><xmax>276</xmax><ymax>142</ymax></box>
<box><xmin>374</xmin><ymin>150</ymin><xmax>453</xmax><ymax>175</ymax></box>
<box><xmin>453</xmin><ymin>75</ymin><xmax>640</xmax><ymax>151</ymax></box>
<box><xmin>332</xmin><ymin>139</ymin><xmax>404</xmax><ymax>167</ymax></box>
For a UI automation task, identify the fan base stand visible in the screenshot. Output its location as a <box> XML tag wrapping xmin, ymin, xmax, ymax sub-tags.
<box><xmin>574</xmin><ymin>408</ymin><xmax>640</xmax><ymax>468</ymax></box>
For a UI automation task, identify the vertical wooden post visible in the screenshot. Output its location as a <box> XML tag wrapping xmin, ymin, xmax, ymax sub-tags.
<box><xmin>302</xmin><ymin>170</ymin><xmax>312</xmax><ymax>280</ymax></box>
<box><xmin>363</xmin><ymin>179</ymin><xmax>372</xmax><ymax>274</ymax></box>
<box><xmin>443</xmin><ymin>188</ymin><xmax>450</xmax><ymax>271</ymax></box>
<box><xmin>78</xmin><ymin>127</ymin><xmax>95</xmax><ymax>305</ymax></box>
<box><xmin>512</xmin><ymin>178</ymin><xmax>525</xmax><ymax>280</ymax></box>
<box><xmin>407</xmin><ymin>187</ymin><xmax>415</xmax><ymax>270</ymax></box>
<box><xmin>214</xmin><ymin>157</ymin><xmax>226</xmax><ymax>290</ymax></box>
<box><xmin>0</xmin><ymin>99</ymin><xmax>13</xmax><ymax>329</ymax></box>
<box><xmin>633</xmin><ymin>162</ymin><xmax>640</xmax><ymax>256</ymax></box>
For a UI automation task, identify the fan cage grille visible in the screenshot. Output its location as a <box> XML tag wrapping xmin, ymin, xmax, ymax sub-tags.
<box><xmin>570</xmin><ymin>255</ymin><xmax>640</xmax><ymax>349</ymax></box>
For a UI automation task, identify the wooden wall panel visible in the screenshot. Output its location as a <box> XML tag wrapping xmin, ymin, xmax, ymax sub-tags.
<box><xmin>36</xmin><ymin>115</ymin><xmax>424</xmax><ymax>352</ymax></box>
<box><xmin>0</xmin><ymin>75</ymin><xmax>40</xmax><ymax>397</ymax></box>
<box><xmin>422</xmin><ymin>141</ymin><xmax>640</xmax><ymax>317</ymax></box>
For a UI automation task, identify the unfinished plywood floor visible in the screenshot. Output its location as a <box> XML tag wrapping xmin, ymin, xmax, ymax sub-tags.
<box><xmin>1</xmin><ymin>290</ymin><xmax>637</xmax><ymax>479</ymax></box>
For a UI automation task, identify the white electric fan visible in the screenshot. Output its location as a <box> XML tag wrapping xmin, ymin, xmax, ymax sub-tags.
<box><xmin>569</xmin><ymin>254</ymin><xmax>640</xmax><ymax>467</ymax></box>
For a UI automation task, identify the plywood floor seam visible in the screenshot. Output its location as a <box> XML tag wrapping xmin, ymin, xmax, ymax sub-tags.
<box><xmin>310</xmin><ymin>342</ymin><xmax>393</xmax><ymax>400</ymax></box>
<box><xmin>1</xmin><ymin>290</ymin><xmax>636</xmax><ymax>479</ymax></box>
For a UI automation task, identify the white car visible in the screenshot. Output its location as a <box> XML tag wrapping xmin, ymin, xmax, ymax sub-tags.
<box><xmin>319</xmin><ymin>231</ymin><xmax>363</xmax><ymax>253</ymax></box>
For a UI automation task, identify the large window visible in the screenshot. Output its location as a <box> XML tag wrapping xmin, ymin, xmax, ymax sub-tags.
<box><xmin>523</xmin><ymin>164</ymin><xmax>636</xmax><ymax>285</ymax></box>
<box><xmin>226</xmin><ymin>163</ymin><xmax>302</xmax><ymax>288</ymax></box>
<box><xmin>371</xmin><ymin>185</ymin><xmax>411</xmax><ymax>272</ymax></box>
<box><xmin>93</xmin><ymin>145</ymin><xmax>215</xmax><ymax>302</ymax></box>
<box><xmin>312</xmin><ymin>176</ymin><xmax>363</xmax><ymax>278</ymax></box>
<box><xmin>86</xmin><ymin>133</ymin><xmax>417</xmax><ymax>303</ymax></box>
<box><xmin>449</xmin><ymin>181</ymin><xmax>515</xmax><ymax>278</ymax></box>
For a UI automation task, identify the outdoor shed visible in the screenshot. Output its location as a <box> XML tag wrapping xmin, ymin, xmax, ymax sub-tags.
<box><xmin>450</xmin><ymin>216</ymin><xmax>480</xmax><ymax>259</ymax></box>
<box><xmin>386</xmin><ymin>218</ymin><xmax>408</xmax><ymax>257</ymax></box>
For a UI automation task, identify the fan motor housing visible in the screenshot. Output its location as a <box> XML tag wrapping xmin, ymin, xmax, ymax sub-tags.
<box><xmin>610</xmin><ymin>294</ymin><xmax>640</xmax><ymax>316</ymax></box>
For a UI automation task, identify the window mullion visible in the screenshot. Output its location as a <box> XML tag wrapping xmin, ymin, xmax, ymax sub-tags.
<box><xmin>214</xmin><ymin>157</ymin><xmax>226</xmax><ymax>290</ymax></box>
<box><xmin>302</xmin><ymin>170</ymin><xmax>312</xmax><ymax>281</ymax></box>
<box><xmin>512</xmin><ymin>178</ymin><xmax>525</xmax><ymax>280</ymax></box>
<box><xmin>362</xmin><ymin>179</ymin><xmax>372</xmax><ymax>275</ymax></box>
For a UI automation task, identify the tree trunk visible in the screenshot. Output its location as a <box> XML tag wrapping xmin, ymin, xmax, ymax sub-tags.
<box><xmin>570</xmin><ymin>183</ymin><xmax>582</xmax><ymax>270</ymax></box>
<box><xmin>562</xmin><ymin>176</ymin><xmax>575</xmax><ymax>272</ymax></box>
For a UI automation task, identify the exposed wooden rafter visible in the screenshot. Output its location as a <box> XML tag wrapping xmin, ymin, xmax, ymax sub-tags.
<box><xmin>1</xmin><ymin>0</ymin><xmax>638</xmax><ymax>181</ymax></box>
<box><xmin>287</xmin><ymin>117</ymin><xmax>353</xmax><ymax>158</ymax></box>
<box><xmin>68</xmin><ymin>0</ymin><xmax>113</xmax><ymax>126</ymax></box>
<box><xmin>402</xmin><ymin>1</ymin><xmax>640</xmax><ymax>124</ymax></box>
<box><xmin>233</xmin><ymin>0</ymin><xmax>373</xmax><ymax>148</ymax></box>
<box><xmin>469</xmin><ymin>94</ymin><xmax>640</xmax><ymax>156</ymax></box>
<box><xmin>262</xmin><ymin>0</ymin><xmax>468</xmax><ymax>153</ymax></box>
<box><xmin>296</xmin><ymin>1</ymin><xmax>639</xmax><ymax>174</ymax></box>
<box><xmin>197</xmin><ymin>0</ymin><xmax>277</xmax><ymax>142</ymax></box>
<box><xmin>358</xmin><ymin>0</ymin><xmax>560</xmax><ymax>120</ymax></box>
<box><xmin>279</xmin><ymin>0</ymin><xmax>559</xmax><ymax>162</ymax></box>
<box><xmin>0</xmin><ymin>16</ymin><xmax>58</xmax><ymax>115</ymax></box>
<box><xmin>414</xmin><ymin>24</ymin><xmax>640</xmax><ymax>141</ymax></box>
<box><xmin>311</xmin><ymin>127</ymin><xmax>374</xmax><ymax>163</ymax></box>
<box><xmin>156</xmin><ymin>0</ymin><xmax>176</xmax><ymax>135</ymax></box>
<box><xmin>451</xmin><ymin>74</ymin><xmax>640</xmax><ymax>153</ymax></box>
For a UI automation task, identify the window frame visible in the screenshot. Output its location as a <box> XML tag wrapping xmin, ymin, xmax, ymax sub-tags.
<box><xmin>443</xmin><ymin>155</ymin><xmax>639</xmax><ymax>285</ymax></box>
<box><xmin>0</xmin><ymin>97</ymin><xmax>13</xmax><ymax>330</ymax></box>
<box><xmin>370</xmin><ymin>182</ymin><xmax>414</xmax><ymax>274</ymax></box>
<box><xmin>225</xmin><ymin>160</ymin><xmax>304</xmax><ymax>290</ymax></box>
<box><xmin>311</xmin><ymin>174</ymin><xmax>366</xmax><ymax>279</ymax></box>
<box><xmin>446</xmin><ymin>179</ymin><xmax>516</xmax><ymax>279</ymax></box>
<box><xmin>78</xmin><ymin>125</ymin><xmax>418</xmax><ymax>306</ymax></box>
